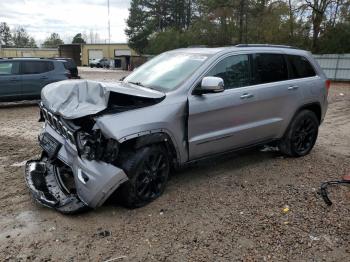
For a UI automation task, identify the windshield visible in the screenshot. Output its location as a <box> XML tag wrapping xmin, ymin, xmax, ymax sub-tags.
<box><xmin>124</xmin><ymin>52</ymin><xmax>209</xmax><ymax>92</ymax></box>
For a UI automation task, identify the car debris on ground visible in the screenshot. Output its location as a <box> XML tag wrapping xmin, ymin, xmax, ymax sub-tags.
<box><xmin>320</xmin><ymin>174</ymin><xmax>350</xmax><ymax>206</ymax></box>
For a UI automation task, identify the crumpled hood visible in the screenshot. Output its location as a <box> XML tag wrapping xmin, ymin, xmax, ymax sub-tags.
<box><xmin>41</xmin><ymin>80</ymin><xmax>165</xmax><ymax>119</ymax></box>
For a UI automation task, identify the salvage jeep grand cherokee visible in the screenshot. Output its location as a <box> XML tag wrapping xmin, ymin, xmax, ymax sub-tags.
<box><xmin>25</xmin><ymin>45</ymin><xmax>329</xmax><ymax>213</ymax></box>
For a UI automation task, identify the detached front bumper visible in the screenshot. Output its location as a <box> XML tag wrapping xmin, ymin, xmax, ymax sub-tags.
<box><xmin>25</xmin><ymin>124</ymin><xmax>129</xmax><ymax>213</ymax></box>
<box><xmin>25</xmin><ymin>160</ymin><xmax>88</xmax><ymax>214</ymax></box>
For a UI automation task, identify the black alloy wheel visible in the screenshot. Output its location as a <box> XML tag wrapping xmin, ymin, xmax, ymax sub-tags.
<box><xmin>280</xmin><ymin>110</ymin><xmax>319</xmax><ymax>157</ymax></box>
<box><xmin>291</xmin><ymin>117</ymin><xmax>318</xmax><ymax>155</ymax></box>
<box><xmin>118</xmin><ymin>145</ymin><xmax>170</xmax><ymax>208</ymax></box>
<box><xmin>135</xmin><ymin>150</ymin><xmax>168</xmax><ymax>201</ymax></box>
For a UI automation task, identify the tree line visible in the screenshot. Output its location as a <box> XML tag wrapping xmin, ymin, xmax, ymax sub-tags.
<box><xmin>0</xmin><ymin>22</ymin><xmax>87</xmax><ymax>48</ymax></box>
<box><xmin>126</xmin><ymin>0</ymin><xmax>350</xmax><ymax>54</ymax></box>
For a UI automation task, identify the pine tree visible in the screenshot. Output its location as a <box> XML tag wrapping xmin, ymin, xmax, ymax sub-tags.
<box><xmin>0</xmin><ymin>22</ymin><xmax>13</xmax><ymax>47</ymax></box>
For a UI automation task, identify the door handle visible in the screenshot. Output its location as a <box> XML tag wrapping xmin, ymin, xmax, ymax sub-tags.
<box><xmin>240</xmin><ymin>93</ymin><xmax>254</xmax><ymax>99</ymax></box>
<box><xmin>10</xmin><ymin>78</ymin><xmax>20</xmax><ymax>82</ymax></box>
<box><xmin>288</xmin><ymin>85</ymin><xmax>299</xmax><ymax>90</ymax></box>
<box><xmin>40</xmin><ymin>77</ymin><xmax>49</xmax><ymax>80</ymax></box>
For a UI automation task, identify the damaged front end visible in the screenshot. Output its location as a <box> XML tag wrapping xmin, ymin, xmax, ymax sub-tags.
<box><xmin>25</xmin><ymin>118</ymin><xmax>127</xmax><ymax>214</ymax></box>
<box><xmin>25</xmin><ymin>106</ymin><xmax>129</xmax><ymax>214</ymax></box>
<box><xmin>25</xmin><ymin>80</ymin><xmax>166</xmax><ymax>213</ymax></box>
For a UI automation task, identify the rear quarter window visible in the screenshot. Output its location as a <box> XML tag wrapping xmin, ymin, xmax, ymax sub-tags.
<box><xmin>61</xmin><ymin>60</ymin><xmax>75</xmax><ymax>69</ymax></box>
<box><xmin>287</xmin><ymin>55</ymin><xmax>316</xmax><ymax>79</ymax></box>
<box><xmin>63</xmin><ymin>61</ymin><xmax>70</xmax><ymax>69</ymax></box>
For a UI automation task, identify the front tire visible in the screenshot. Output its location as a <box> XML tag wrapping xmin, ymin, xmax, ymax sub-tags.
<box><xmin>279</xmin><ymin>110</ymin><xmax>319</xmax><ymax>157</ymax></box>
<box><xmin>119</xmin><ymin>145</ymin><xmax>170</xmax><ymax>208</ymax></box>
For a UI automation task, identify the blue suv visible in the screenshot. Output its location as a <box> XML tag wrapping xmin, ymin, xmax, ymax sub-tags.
<box><xmin>0</xmin><ymin>58</ymin><xmax>71</xmax><ymax>102</ymax></box>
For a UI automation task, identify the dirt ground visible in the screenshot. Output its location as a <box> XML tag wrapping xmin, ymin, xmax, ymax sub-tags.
<box><xmin>0</xmin><ymin>69</ymin><xmax>349</xmax><ymax>261</ymax></box>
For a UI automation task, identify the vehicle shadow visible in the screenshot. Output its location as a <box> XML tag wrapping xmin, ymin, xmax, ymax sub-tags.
<box><xmin>171</xmin><ymin>147</ymin><xmax>280</xmax><ymax>183</ymax></box>
<box><xmin>101</xmin><ymin>146</ymin><xmax>281</xmax><ymax>212</ymax></box>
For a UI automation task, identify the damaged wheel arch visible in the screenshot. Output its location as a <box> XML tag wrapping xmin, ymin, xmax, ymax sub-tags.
<box><xmin>118</xmin><ymin>131</ymin><xmax>181</xmax><ymax>169</ymax></box>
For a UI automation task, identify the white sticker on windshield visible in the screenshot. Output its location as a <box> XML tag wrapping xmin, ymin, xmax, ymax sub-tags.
<box><xmin>190</xmin><ymin>55</ymin><xmax>208</xmax><ymax>61</ymax></box>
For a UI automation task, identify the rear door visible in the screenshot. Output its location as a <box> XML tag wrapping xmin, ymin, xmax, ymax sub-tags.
<box><xmin>285</xmin><ymin>54</ymin><xmax>320</xmax><ymax>103</ymax></box>
<box><xmin>249</xmin><ymin>53</ymin><xmax>303</xmax><ymax>139</ymax></box>
<box><xmin>20</xmin><ymin>60</ymin><xmax>55</xmax><ymax>97</ymax></box>
<box><xmin>0</xmin><ymin>61</ymin><xmax>21</xmax><ymax>101</ymax></box>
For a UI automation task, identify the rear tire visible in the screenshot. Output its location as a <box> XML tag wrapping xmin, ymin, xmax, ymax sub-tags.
<box><xmin>279</xmin><ymin>110</ymin><xmax>319</xmax><ymax>157</ymax></box>
<box><xmin>118</xmin><ymin>145</ymin><xmax>170</xmax><ymax>208</ymax></box>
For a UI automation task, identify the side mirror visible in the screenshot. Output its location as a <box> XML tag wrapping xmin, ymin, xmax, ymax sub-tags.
<box><xmin>194</xmin><ymin>76</ymin><xmax>224</xmax><ymax>95</ymax></box>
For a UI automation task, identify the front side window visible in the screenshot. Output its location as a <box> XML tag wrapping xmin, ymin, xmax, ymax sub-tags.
<box><xmin>287</xmin><ymin>55</ymin><xmax>316</xmax><ymax>79</ymax></box>
<box><xmin>21</xmin><ymin>61</ymin><xmax>54</xmax><ymax>74</ymax></box>
<box><xmin>206</xmin><ymin>54</ymin><xmax>251</xmax><ymax>89</ymax></box>
<box><xmin>124</xmin><ymin>52</ymin><xmax>209</xmax><ymax>92</ymax></box>
<box><xmin>0</xmin><ymin>61</ymin><xmax>19</xmax><ymax>75</ymax></box>
<box><xmin>253</xmin><ymin>53</ymin><xmax>288</xmax><ymax>84</ymax></box>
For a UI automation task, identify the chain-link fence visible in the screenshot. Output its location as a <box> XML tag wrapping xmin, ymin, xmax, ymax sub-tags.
<box><xmin>314</xmin><ymin>54</ymin><xmax>350</xmax><ymax>81</ymax></box>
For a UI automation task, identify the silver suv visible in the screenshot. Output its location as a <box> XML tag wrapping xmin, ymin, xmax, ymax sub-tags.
<box><xmin>25</xmin><ymin>45</ymin><xmax>329</xmax><ymax>213</ymax></box>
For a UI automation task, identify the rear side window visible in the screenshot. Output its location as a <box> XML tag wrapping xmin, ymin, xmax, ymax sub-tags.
<box><xmin>0</xmin><ymin>61</ymin><xmax>19</xmax><ymax>75</ymax></box>
<box><xmin>62</xmin><ymin>59</ymin><xmax>75</xmax><ymax>69</ymax></box>
<box><xmin>63</xmin><ymin>61</ymin><xmax>70</xmax><ymax>69</ymax></box>
<box><xmin>287</xmin><ymin>55</ymin><xmax>316</xmax><ymax>79</ymax></box>
<box><xmin>252</xmin><ymin>53</ymin><xmax>288</xmax><ymax>84</ymax></box>
<box><xmin>207</xmin><ymin>54</ymin><xmax>251</xmax><ymax>89</ymax></box>
<box><xmin>21</xmin><ymin>61</ymin><xmax>54</xmax><ymax>74</ymax></box>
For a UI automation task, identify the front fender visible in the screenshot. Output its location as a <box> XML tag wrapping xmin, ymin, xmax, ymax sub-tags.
<box><xmin>94</xmin><ymin>100</ymin><xmax>188</xmax><ymax>163</ymax></box>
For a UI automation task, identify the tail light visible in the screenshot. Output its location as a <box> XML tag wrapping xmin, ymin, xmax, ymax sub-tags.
<box><xmin>325</xmin><ymin>79</ymin><xmax>331</xmax><ymax>91</ymax></box>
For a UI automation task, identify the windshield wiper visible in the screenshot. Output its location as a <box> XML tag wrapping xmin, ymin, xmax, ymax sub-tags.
<box><xmin>127</xmin><ymin>81</ymin><xmax>160</xmax><ymax>92</ymax></box>
<box><xmin>128</xmin><ymin>81</ymin><xmax>145</xmax><ymax>87</ymax></box>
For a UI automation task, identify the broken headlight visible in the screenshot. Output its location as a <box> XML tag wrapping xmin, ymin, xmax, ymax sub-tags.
<box><xmin>76</xmin><ymin>130</ymin><xmax>119</xmax><ymax>163</ymax></box>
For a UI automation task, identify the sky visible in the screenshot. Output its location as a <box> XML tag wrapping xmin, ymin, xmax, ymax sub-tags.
<box><xmin>0</xmin><ymin>0</ymin><xmax>131</xmax><ymax>45</ymax></box>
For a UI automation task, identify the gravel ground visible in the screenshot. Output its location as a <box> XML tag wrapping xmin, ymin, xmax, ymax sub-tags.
<box><xmin>0</xmin><ymin>69</ymin><xmax>349</xmax><ymax>261</ymax></box>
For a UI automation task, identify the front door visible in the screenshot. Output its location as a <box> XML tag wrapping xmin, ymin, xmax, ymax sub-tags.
<box><xmin>188</xmin><ymin>54</ymin><xmax>258</xmax><ymax>159</ymax></box>
<box><xmin>0</xmin><ymin>61</ymin><xmax>21</xmax><ymax>101</ymax></box>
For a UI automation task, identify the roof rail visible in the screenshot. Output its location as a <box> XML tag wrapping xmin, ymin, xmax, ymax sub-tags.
<box><xmin>187</xmin><ymin>45</ymin><xmax>208</xmax><ymax>48</ymax></box>
<box><xmin>235</xmin><ymin>44</ymin><xmax>300</xmax><ymax>49</ymax></box>
<box><xmin>0</xmin><ymin>57</ymin><xmax>49</xmax><ymax>60</ymax></box>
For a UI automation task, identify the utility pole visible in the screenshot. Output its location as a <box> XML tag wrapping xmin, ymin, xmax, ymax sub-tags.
<box><xmin>108</xmin><ymin>0</ymin><xmax>111</xmax><ymax>45</ymax></box>
<box><xmin>0</xmin><ymin>34</ymin><xmax>2</xmax><ymax>57</ymax></box>
<box><xmin>107</xmin><ymin>0</ymin><xmax>112</xmax><ymax>67</ymax></box>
